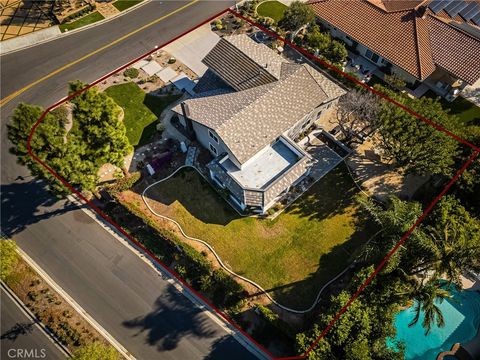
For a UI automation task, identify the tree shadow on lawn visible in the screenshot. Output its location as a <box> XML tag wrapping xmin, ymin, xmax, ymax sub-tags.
<box><xmin>122</xmin><ymin>285</ymin><xmax>219</xmax><ymax>352</ymax></box>
<box><xmin>284</xmin><ymin>165</ymin><xmax>362</xmax><ymax>222</ymax></box>
<box><xmin>247</xmin><ymin>216</ymin><xmax>377</xmax><ymax>309</ymax></box>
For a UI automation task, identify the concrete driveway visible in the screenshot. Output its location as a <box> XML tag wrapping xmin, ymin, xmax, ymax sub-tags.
<box><xmin>163</xmin><ymin>24</ymin><xmax>220</xmax><ymax>76</ymax></box>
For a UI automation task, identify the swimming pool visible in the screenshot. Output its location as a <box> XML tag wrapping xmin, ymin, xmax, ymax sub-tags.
<box><xmin>389</xmin><ymin>288</ymin><xmax>480</xmax><ymax>359</ymax></box>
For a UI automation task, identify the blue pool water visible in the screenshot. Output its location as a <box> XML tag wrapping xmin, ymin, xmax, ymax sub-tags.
<box><xmin>389</xmin><ymin>288</ymin><xmax>480</xmax><ymax>360</ymax></box>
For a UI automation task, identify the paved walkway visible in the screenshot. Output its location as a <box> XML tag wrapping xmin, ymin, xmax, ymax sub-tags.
<box><xmin>0</xmin><ymin>25</ymin><xmax>61</xmax><ymax>53</ymax></box>
<box><xmin>96</xmin><ymin>2</ymin><xmax>120</xmax><ymax>18</ymax></box>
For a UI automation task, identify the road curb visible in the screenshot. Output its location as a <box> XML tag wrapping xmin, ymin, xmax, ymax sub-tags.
<box><xmin>66</xmin><ymin>194</ymin><xmax>271</xmax><ymax>360</ymax></box>
<box><xmin>0</xmin><ymin>281</ymin><xmax>71</xmax><ymax>358</ymax></box>
<box><xmin>0</xmin><ymin>0</ymin><xmax>153</xmax><ymax>56</ymax></box>
<box><xmin>16</xmin><ymin>247</ymin><xmax>135</xmax><ymax>360</ymax></box>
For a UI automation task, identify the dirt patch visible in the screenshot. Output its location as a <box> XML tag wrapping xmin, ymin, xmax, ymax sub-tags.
<box><xmin>4</xmin><ymin>256</ymin><xmax>114</xmax><ymax>353</ymax></box>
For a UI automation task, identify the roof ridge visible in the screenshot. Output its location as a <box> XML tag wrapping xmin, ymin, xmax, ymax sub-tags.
<box><xmin>300</xmin><ymin>64</ymin><xmax>329</xmax><ymax>98</ymax></box>
<box><xmin>223</xmin><ymin>35</ymin><xmax>286</xmax><ymax>79</ymax></box>
<box><xmin>427</xmin><ymin>13</ymin><xmax>480</xmax><ymax>42</ymax></box>
<box><xmin>216</xmin><ymin>73</ymin><xmax>290</xmax><ymax>134</ymax></box>
<box><xmin>413</xmin><ymin>13</ymin><xmax>426</xmax><ymax>79</ymax></box>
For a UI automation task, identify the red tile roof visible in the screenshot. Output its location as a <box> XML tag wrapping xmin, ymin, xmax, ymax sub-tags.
<box><xmin>309</xmin><ymin>0</ymin><xmax>480</xmax><ymax>84</ymax></box>
<box><xmin>428</xmin><ymin>15</ymin><xmax>480</xmax><ymax>84</ymax></box>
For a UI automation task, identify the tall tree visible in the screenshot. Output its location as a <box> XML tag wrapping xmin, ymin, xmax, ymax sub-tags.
<box><xmin>373</xmin><ymin>86</ymin><xmax>459</xmax><ymax>176</ymax></box>
<box><xmin>69</xmin><ymin>81</ymin><xmax>132</xmax><ymax>174</ymax></box>
<box><xmin>306</xmin><ymin>25</ymin><xmax>331</xmax><ymax>53</ymax></box>
<box><xmin>8</xmin><ymin>103</ymin><xmax>69</xmax><ymax>194</ymax></box>
<box><xmin>333</xmin><ymin>90</ymin><xmax>379</xmax><ymax>145</ymax></box>
<box><xmin>419</xmin><ymin>196</ymin><xmax>480</xmax><ymax>285</ymax></box>
<box><xmin>280</xmin><ymin>1</ymin><xmax>315</xmax><ymax>33</ymax></box>
<box><xmin>8</xmin><ymin>82</ymin><xmax>133</xmax><ymax>196</ymax></box>
<box><xmin>357</xmin><ymin>196</ymin><xmax>431</xmax><ymax>274</ymax></box>
<box><xmin>297</xmin><ymin>267</ymin><xmax>404</xmax><ymax>360</ymax></box>
<box><xmin>406</xmin><ymin>278</ymin><xmax>451</xmax><ymax>335</ymax></box>
<box><xmin>305</xmin><ymin>25</ymin><xmax>348</xmax><ymax>65</ymax></box>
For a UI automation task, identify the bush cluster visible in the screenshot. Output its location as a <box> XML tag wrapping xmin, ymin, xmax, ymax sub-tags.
<box><xmin>62</xmin><ymin>4</ymin><xmax>96</xmax><ymax>24</ymax></box>
<box><xmin>123</xmin><ymin>68</ymin><xmax>139</xmax><ymax>79</ymax></box>
<box><xmin>108</xmin><ymin>172</ymin><xmax>141</xmax><ymax>193</ymax></box>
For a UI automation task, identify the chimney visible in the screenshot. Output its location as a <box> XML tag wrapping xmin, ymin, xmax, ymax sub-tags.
<box><xmin>180</xmin><ymin>102</ymin><xmax>196</xmax><ymax>141</ymax></box>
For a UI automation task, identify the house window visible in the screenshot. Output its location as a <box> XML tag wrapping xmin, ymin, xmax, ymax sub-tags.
<box><xmin>345</xmin><ymin>35</ymin><xmax>351</xmax><ymax>41</ymax></box>
<box><xmin>365</xmin><ymin>49</ymin><xmax>379</xmax><ymax>63</ymax></box>
<box><xmin>209</xmin><ymin>143</ymin><xmax>218</xmax><ymax>155</ymax></box>
<box><xmin>208</xmin><ymin>130</ymin><xmax>218</xmax><ymax>143</ymax></box>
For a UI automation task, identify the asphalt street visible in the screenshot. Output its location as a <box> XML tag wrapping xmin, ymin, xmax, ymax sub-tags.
<box><xmin>1</xmin><ymin>1</ymin><xmax>262</xmax><ymax>359</ymax></box>
<box><xmin>1</xmin><ymin>286</ymin><xmax>66</xmax><ymax>360</ymax></box>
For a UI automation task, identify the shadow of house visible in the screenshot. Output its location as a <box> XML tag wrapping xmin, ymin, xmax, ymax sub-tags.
<box><xmin>283</xmin><ymin>165</ymin><xmax>361</xmax><ymax>222</ymax></box>
<box><xmin>138</xmin><ymin>92</ymin><xmax>183</xmax><ymax>147</ymax></box>
<box><xmin>0</xmin><ymin>179</ymin><xmax>80</xmax><ymax>237</ymax></box>
<box><xmin>143</xmin><ymin>168</ymin><xmax>241</xmax><ymax>226</ymax></box>
<box><xmin>122</xmin><ymin>286</ymin><xmax>219</xmax><ymax>352</ymax></box>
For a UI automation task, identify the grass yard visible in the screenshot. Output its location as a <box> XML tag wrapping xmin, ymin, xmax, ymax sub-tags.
<box><xmin>113</xmin><ymin>0</ymin><xmax>144</xmax><ymax>11</ymax></box>
<box><xmin>423</xmin><ymin>90</ymin><xmax>480</xmax><ymax>127</ymax></box>
<box><xmin>105</xmin><ymin>82</ymin><xmax>181</xmax><ymax>147</ymax></box>
<box><xmin>142</xmin><ymin>164</ymin><xmax>377</xmax><ymax>308</ymax></box>
<box><xmin>59</xmin><ymin>11</ymin><xmax>104</xmax><ymax>32</ymax></box>
<box><xmin>256</xmin><ymin>1</ymin><xmax>288</xmax><ymax>23</ymax></box>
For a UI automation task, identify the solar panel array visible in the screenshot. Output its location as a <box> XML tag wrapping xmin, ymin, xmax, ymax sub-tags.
<box><xmin>429</xmin><ymin>0</ymin><xmax>480</xmax><ymax>26</ymax></box>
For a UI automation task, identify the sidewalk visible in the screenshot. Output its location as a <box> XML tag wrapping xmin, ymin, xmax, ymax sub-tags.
<box><xmin>0</xmin><ymin>0</ymin><xmax>151</xmax><ymax>55</ymax></box>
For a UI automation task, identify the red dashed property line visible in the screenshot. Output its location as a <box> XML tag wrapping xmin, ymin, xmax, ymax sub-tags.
<box><xmin>25</xmin><ymin>6</ymin><xmax>480</xmax><ymax>360</ymax></box>
<box><xmin>228</xmin><ymin>9</ymin><xmax>480</xmax><ymax>153</ymax></box>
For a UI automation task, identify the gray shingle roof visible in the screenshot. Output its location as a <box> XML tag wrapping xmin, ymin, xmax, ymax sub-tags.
<box><xmin>178</xmin><ymin>62</ymin><xmax>345</xmax><ymax>164</ymax></box>
<box><xmin>202</xmin><ymin>35</ymin><xmax>285</xmax><ymax>91</ymax></box>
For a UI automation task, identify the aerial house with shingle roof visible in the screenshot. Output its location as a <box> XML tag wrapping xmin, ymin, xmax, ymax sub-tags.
<box><xmin>309</xmin><ymin>0</ymin><xmax>480</xmax><ymax>100</ymax></box>
<box><xmin>172</xmin><ymin>34</ymin><xmax>345</xmax><ymax>213</ymax></box>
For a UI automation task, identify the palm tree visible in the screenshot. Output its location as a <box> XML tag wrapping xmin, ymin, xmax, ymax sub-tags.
<box><xmin>410</xmin><ymin>221</ymin><xmax>480</xmax><ymax>286</ymax></box>
<box><xmin>408</xmin><ymin>278</ymin><xmax>451</xmax><ymax>335</ymax></box>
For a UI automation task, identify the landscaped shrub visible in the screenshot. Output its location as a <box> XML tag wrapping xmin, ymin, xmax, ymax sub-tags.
<box><xmin>211</xmin><ymin>269</ymin><xmax>245</xmax><ymax>309</ymax></box>
<box><xmin>384</xmin><ymin>73</ymin><xmax>407</xmax><ymax>90</ymax></box>
<box><xmin>62</xmin><ymin>4</ymin><xmax>96</xmax><ymax>24</ymax></box>
<box><xmin>253</xmin><ymin>304</ymin><xmax>296</xmax><ymax>348</ymax></box>
<box><xmin>108</xmin><ymin>172</ymin><xmax>141</xmax><ymax>193</ymax></box>
<box><xmin>123</xmin><ymin>68</ymin><xmax>139</xmax><ymax>79</ymax></box>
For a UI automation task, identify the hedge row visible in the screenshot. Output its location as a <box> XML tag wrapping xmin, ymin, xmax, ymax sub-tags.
<box><xmin>62</xmin><ymin>4</ymin><xmax>96</xmax><ymax>24</ymax></box>
<box><xmin>107</xmin><ymin>172</ymin><xmax>141</xmax><ymax>194</ymax></box>
<box><xmin>103</xmin><ymin>197</ymin><xmax>245</xmax><ymax>311</ymax></box>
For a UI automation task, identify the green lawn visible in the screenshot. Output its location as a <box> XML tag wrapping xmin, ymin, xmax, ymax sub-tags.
<box><xmin>59</xmin><ymin>12</ymin><xmax>104</xmax><ymax>32</ymax></box>
<box><xmin>256</xmin><ymin>0</ymin><xmax>288</xmax><ymax>23</ymax></box>
<box><xmin>105</xmin><ymin>82</ymin><xmax>181</xmax><ymax>147</ymax></box>
<box><xmin>423</xmin><ymin>90</ymin><xmax>480</xmax><ymax>127</ymax></box>
<box><xmin>143</xmin><ymin>164</ymin><xmax>377</xmax><ymax>308</ymax></box>
<box><xmin>113</xmin><ymin>0</ymin><xmax>144</xmax><ymax>11</ymax></box>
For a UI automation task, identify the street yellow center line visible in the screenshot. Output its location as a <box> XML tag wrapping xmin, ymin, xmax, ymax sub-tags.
<box><xmin>0</xmin><ymin>0</ymin><xmax>198</xmax><ymax>108</ymax></box>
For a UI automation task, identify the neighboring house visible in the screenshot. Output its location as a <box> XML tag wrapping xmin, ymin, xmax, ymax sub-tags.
<box><xmin>309</xmin><ymin>0</ymin><xmax>480</xmax><ymax>100</ymax></box>
<box><xmin>172</xmin><ymin>34</ymin><xmax>345</xmax><ymax>213</ymax></box>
